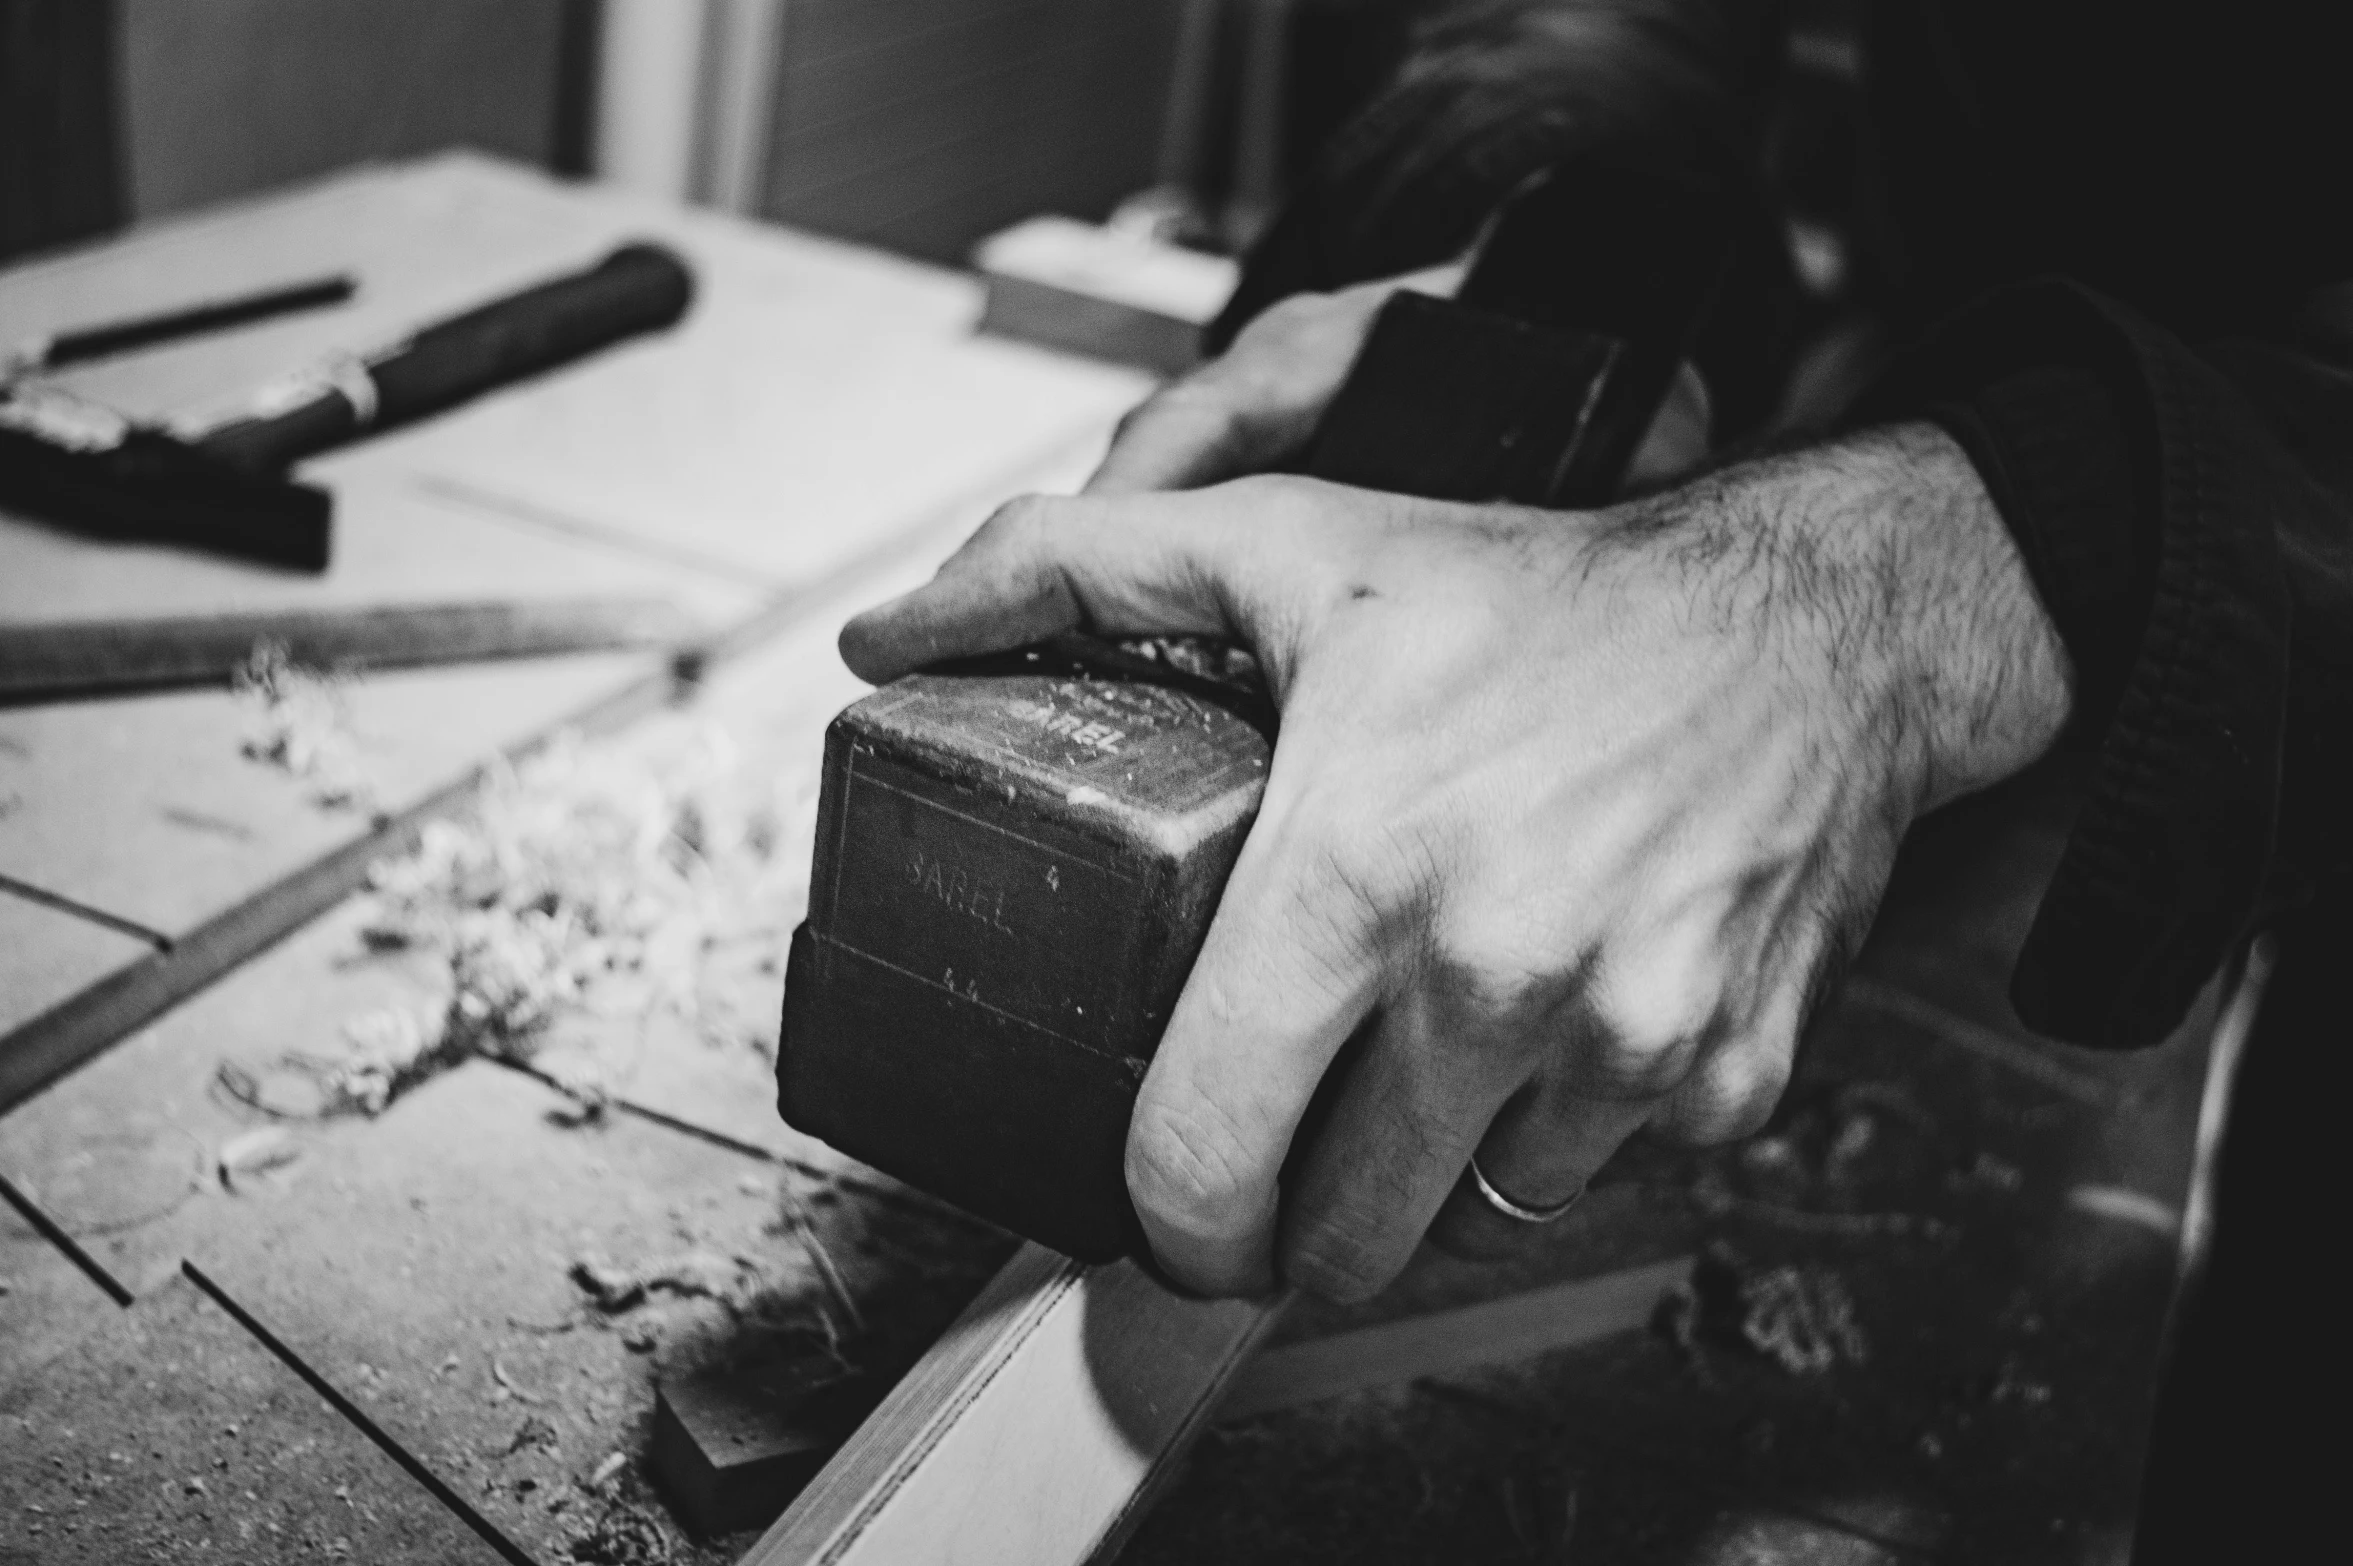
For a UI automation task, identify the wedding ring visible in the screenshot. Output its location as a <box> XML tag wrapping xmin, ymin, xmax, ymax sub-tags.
<box><xmin>1468</xmin><ymin>1156</ymin><xmax>1584</xmax><ymax>1224</ymax></box>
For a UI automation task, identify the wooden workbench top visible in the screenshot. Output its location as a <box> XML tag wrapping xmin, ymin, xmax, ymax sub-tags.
<box><xmin>0</xmin><ymin>154</ymin><xmax>2222</xmax><ymax>1566</ymax></box>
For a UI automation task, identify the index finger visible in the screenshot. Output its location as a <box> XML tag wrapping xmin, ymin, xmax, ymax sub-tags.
<box><xmin>1126</xmin><ymin>779</ymin><xmax>1387</xmax><ymax>1294</ymax></box>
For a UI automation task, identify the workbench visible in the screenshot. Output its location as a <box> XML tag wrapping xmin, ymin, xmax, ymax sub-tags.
<box><xmin>0</xmin><ymin>157</ymin><xmax>2230</xmax><ymax>1565</ymax></box>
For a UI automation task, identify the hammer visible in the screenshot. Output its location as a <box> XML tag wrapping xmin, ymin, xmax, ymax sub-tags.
<box><xmin>0</xmin><ymin>243</ymin><xmax>693</xmax><ymax>573</ymax></box>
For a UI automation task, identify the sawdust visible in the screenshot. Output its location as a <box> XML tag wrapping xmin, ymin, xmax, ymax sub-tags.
<box><xmin>1118</xmin><ymin>634</ymin><xmax>1262</xmax><ymax>690</ymax></box>
<box><xmin>496</xmin><ymin>1414</ymin><xmax>559</xmax><ymax>1458</ymax></box>
<box><xmin>1655</xmin><ymin>1246</ymin><xmax>1868</xmax><ymax>1379</ymax></box>
<box><xmin>1738</xmin><ymin>1265</ymin><xmax>1868</xmax><ymax>1375</ymax></box>
<box><xmin>214</xmin><ymin>1127</ymin><xmax>301</xmax><ymax>1193</ymax></box>
<box><xmin>569</xmin><ymin>1250</ymin><xmax>752</xmax><ymax>1313</ymax></box>
<box><xmin>233</xmin><ymin>642</ymin><xmax>377</xmax><ymax>812</ymax></box>
<box><xmin>568</xmin><ymin>1493</ymin><xmax>673</xmax><ymax>1565</ymax></box>
<box><xmin>225</xmin><ymin>728</ymin><xmax>816</xmax><ymax>1119</ymax></box>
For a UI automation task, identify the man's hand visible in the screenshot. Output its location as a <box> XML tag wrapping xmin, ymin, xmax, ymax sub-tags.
<box><xmin>841</xmin><ymin>424</ymin><xmax>2071</xmax><ymax>1300</ymax></box>
<box><xmin>1088</xmin><ymin>265</ymin><xmax>1709</xmax><ymax>498</ymax></box>
<box><xmin>1086</xmin><ymin>268</ymin><xmax>1456</xmax><ymax>495</ymax></box>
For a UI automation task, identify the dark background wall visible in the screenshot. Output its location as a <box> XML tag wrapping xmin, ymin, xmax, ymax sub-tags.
<box><xmin>0</xmin><ymin>0</ymin><xmax>126</xmax><ymax>261</ymax></box>
<box><xmin>1</xmin><ymin>0</ymin><xmax>1203</xmax><ymax>269</ymax></box>
<box><xmin>117</xmin><ymin>0</ymin><xmax>576</xmax><ymax>221</ymax></box>
<box><xmin>757</xmin><ymin>0</ymin><xmax>1185</xmax><ymax>264</ymax></box>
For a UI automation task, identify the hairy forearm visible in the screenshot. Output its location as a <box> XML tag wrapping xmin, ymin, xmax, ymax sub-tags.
<box><xmin>1592</xmin><ymin>422</ymin><xmax>2078</xmax><ymax>814</ymax></box>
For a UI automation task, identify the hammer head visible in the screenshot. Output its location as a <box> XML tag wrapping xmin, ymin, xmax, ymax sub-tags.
<box><xmin>1</xmin><ymin>392</ymin><xmax>330</xmax><ymax>572</ymax></box>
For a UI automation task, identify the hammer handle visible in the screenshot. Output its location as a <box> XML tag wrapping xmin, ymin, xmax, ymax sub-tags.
<box><xmin>197</xmin><ymin>242</ymin><xmax>694</xmax><ymax>473</ymax></box>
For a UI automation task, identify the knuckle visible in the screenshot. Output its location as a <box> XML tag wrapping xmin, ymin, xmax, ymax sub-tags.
<box><xmin>1137</xmin><ymin>376</ymin><xmax>1238</xmax><ymax>433</ymax></box>
<box><xmin>1223</xmin><ymin>470</ymin><xmax>1328</xmax><ymax>526</ymax></box>
<box><xmin>1582</xmin><ymin>999</ymin><xmax>1709</xmax><ymax>1099</ymax></box>
<box><xmin>1247</xmin><ymin>289</ymin><xmax>1344</xmax><ymax>344</ymax></box>
<box><xmin>976</xmin><ymin>492</ymin><xmax>1055</xmax><ymax>551</ymax></box>
<box><xmin>1580</xmin><ymin>954</ymin><xmax>1730</xmax><ymax>1097</ymax></box>
<box><xmin>1424</xmin><ymin>910</ymin><xmax>1577</xmax><ymax>1019</ymax></box>
<box><xmin>1125</xmin><ymin>1099</ymin><xmax>1260</xmax><ymax>1241</ymax></box>
<box><xmin>1293</xmin><ymin>811</ymin><xmax>1422</xmax><ymax>943</ymax></box>
<box><xmin>1656</xmin><ymin>1043</ymin><xmax>1794</xmax><ymax>1146</ymax></box>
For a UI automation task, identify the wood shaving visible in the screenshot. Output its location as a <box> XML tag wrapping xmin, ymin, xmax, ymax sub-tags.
<box><xmin>291</xmin><ymin>730</ymin><xmax>810</xmax><ymax>1115</ymax></box>
<box><xmin>1739</xmin><ymin>1264</ymin><xmax>1868</xmax><ymax>1374</ymax></box>
<box><xmin>214</xmin><ymin>1127</ymin><xmax>301</xmax><ymax>1192</ymax></box>
<box><xmin>233</xmin><ymin>642</ymin><xmax>376</xmax><ymax>811</ymax></box>
<box><xmin>567</xmin><ymin>1494</ymin><xmax>671</xmax><ymax>1565</ymax></box>
<box><xmin>569</xmin><ymin>1249</ymin><xmax>751</xmax><ymax>1314</ymax></box>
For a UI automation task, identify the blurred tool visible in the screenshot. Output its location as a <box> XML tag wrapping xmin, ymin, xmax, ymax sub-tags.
<box><xmin>0</xmin><ymin>597</ymin><xmax>701</xmax><ymax>705</ymax></box>
<box><xmin>0</xmin><ymin>273</ymin><xmax>356</xmax><ymax>381</ymax></box>
<box><xmin>0</xmin><ymin>243</ymin><xmax>695</xmax><ymax>571</ymax></box>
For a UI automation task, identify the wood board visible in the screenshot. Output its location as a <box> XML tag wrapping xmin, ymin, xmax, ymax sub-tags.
<box><xmin>0</xmin><ymin>883</ymin><xmax>1013</xmax><ymax>1563</ymax></box>
<box><xmin>0</xmin><ymin>1274</ymin><xmax>510</xmax><ymax>1564</ymax></box>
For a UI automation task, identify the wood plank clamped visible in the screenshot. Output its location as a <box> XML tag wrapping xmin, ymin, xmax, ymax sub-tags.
<box><xmin>780</xmin><ymin>161</ymin><xmax>1735</xmax><ymax>1259</ymax></box>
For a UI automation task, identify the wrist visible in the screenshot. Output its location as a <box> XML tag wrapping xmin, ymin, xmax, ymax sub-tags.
<box><xmin>1635</xmin><ymin>423</ymin><xmax>2075</xmax><ymax>818</ymax></box>
<box><xmin>1801</xmin><ymin>423</ymin><xmax>2077</xmax><ymax>810</ymax></box>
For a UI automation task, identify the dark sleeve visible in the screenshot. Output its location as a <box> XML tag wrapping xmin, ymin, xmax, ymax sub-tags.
<box><xmin>1856</xmin><ymin>279</ymin><xmax>2353</xmax><ymax>1048</ymax></box>
<box><xmin>1210</xmin><ymin>0</ymin><xmax>1791</xmax><ymax>427</ymax></box>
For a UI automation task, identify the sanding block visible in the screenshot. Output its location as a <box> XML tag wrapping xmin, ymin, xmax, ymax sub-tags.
<box><xmin>780</xmin><ymin>163</ymin><xmax>1733</xmax><ymax>1260</ymax></box>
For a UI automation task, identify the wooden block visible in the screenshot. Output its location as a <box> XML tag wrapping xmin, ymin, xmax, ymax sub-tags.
<box><xmin>650</xmin><ymin>1366</ymin><xmax>861</xmax><ymax>1537</ymax></box>
<box><xmin>974</xmin><ymin>216</ymin><xmax>1238</xmax><ymax>377</ymax></box>
<box><xmin>782</xmin><ymin>637</ymin><xmax>1273</xmax><ymax>1260</ymax></box>
<box><xmin>748</xmin><ymin>1247</ymin><xmax>1282</xmax><ymax>1566</ymax></box>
